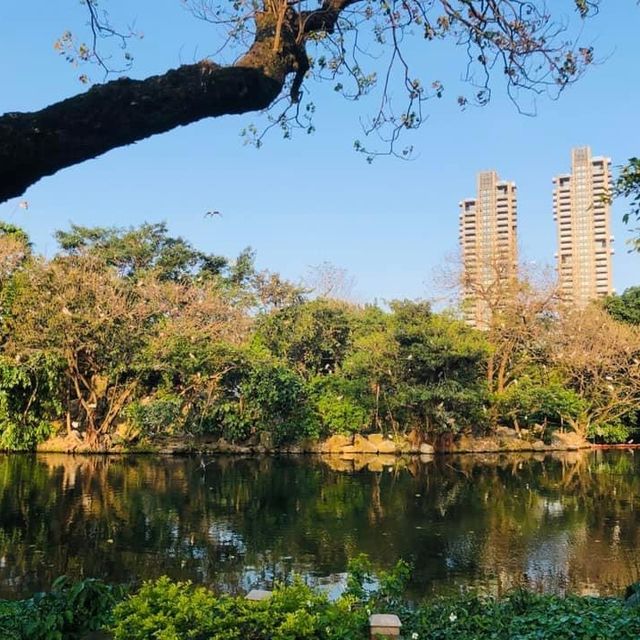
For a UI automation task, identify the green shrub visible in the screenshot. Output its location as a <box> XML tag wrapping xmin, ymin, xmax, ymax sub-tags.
<box><xmin>402</xmin><ymin>591</ymin><xmax>640</xmax><ymax>640</ymax></box>
<box><xmin>0</xmin><ymin>355</ymin><xmax>62</xmax><ymax>451</ymax></box>
<box><xmin>125</xmin><ymin>394</ymin><xmax>183</xmax><ymax>438</ymax></box>
<box><xmin>311</xmin><ymin>376</ymin><xmax>371</xmax><ymax>435</ymax></box>
<box><xmin>241</xmin><ymin>363</ymin><xmax>319</xmax><ymax>444</ymax></box>
<box><xmin>0</xmin><ymin>576</ymin><xmax>123</xmax><ymax>640</ymax></box>
<box><xmin>496</xmin><ymin>380</ymin><xmax>586</xmax><ymax>433</ymax></box>
<box><xmin>197</xmin><ymin>360</ymin><xmax>319</xmax><ymax>444</ymax></box>
<box><xmin>587</xmin><ymin>420</ymin><xmax>632</xmax><ymax>444</ymax></box>
<box><xmin>111</xmin><ymin>576</ymin><xmax>367</xmax><ymax>640</ymax></box>
<box><xmin>4</xmin><ymin>567</ymin><xmax>640</xmax><ymax>640</ymax></box>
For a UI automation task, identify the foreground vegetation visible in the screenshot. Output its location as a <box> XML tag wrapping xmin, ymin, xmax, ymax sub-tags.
<box><xmin>0</xmin><ymin>222</ymin><xmax>638</xmax><ymax>452</ymax></box>
<box><xmin>1</xmin><ymin>558</ymin><xmax>640</xmax><ymax>640</ymax></box>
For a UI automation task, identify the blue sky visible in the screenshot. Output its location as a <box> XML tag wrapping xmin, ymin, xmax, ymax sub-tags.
<box><xmin>0</xmin><ymin>1</ymin><xmax>638</xmax><ymax>302</ymax></box>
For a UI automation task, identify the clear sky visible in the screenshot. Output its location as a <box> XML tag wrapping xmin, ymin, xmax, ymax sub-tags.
<box><xmin>0</xmin><ymin>1</ymin><xmax>638</xmax><ymax>303</ymax></box>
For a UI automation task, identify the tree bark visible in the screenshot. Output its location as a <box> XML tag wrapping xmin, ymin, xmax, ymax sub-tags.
<box><xmin>0</xmin><ymin>62</ymin><xmax>283</xmax><ymax>202</ymax></box>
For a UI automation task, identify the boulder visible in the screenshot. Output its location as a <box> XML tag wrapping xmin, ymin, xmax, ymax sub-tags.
<box><xmin>340</xmin><ymin>445</ymin><xmax>358</xmax><ymax>455</ymax></box>
<box><xmin>353</xmin><ymin>434</ymin><xmax>379</xmax><ymax>454</ymax></box>
<box><xmin>551</xmin><ymin>430</ymin><xmax>590</xmax><ymax>450</ymax></box>
<box><xmin>419</xmin><ymin>442</ymin><xmax>435</xmax><ymax>455</ymax></box>
<box><xmin>495</xmin><ymin>426</ymin><xmax>517</xmax><ymax>438</ymax></box>
<box><xmin>320</xmin><ymin>434</ymin><xmax>353</xmax><ymax>453</ymax></box>
<box><xmin>376</xmin><ymin>439</ymin><xmax>397</xmax><ymax>454</ymax></box>
<box><xmin>298</xmin><ymin>438</ymin><xmax>320</xmax><ymax>453</ymax></box>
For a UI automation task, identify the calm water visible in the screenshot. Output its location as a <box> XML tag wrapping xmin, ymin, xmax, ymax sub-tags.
<box><xmin>0</xmin><ymin>451</ymin><xmax>639</xmax><ymax>600</ymax></box>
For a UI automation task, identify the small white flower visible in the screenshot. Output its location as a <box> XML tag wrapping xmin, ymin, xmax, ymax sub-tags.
<box><xmin>449</xmin><ymin>612</ymin><xmax>458</xmax><ymax>623</ymax></box>
<box><xmin>411</xmin><ymin>633</ymin><xmax>419</xmax><ymax>639</ymax></box>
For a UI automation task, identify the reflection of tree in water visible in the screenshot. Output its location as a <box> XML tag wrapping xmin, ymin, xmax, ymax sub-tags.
<box><xmin>0</xmin><ymin>451</ymin><xmax>639</xmax><ymax>599</ymax></box>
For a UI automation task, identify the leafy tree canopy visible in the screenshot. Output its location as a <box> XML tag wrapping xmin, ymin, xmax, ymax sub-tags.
<box><xmin>55</xmin><ymin>222</ymin><xmax>229</xmax><ymax>281</ymax></box>
<box><xmin>613</xmin><ymin>158</ymin><xmax>640</xmax><ymax>251</ymax></box>
<box><xmin>603</xmin><ymin>287</ymin><xmax>640</xmax><ymax>326</ymax></box>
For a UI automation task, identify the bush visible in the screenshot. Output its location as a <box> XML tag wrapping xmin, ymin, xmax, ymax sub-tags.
<box><xmin>402</xmin><ymin>591</ymin><xmax>640</xmax><ymax>640</ymax></box>
<box><xmin>202</xmin><ymin>361</ymin><xmax>320</xmax><ymax>444</ymax></box>
<box><xmin>0</xmin><ymin>355</ymin><xmax>62</xmax><ymax>451</ymax></box>
<box><xmin>587</xmin><ymin>420</ymin><xmax>632</xmax><ymax>444</ymax></box>
<box><xmin>110</xmin><ymin>567</ymin><xmax>640</xmax><ymax>640</ymax></box>
<box><xmin>496</xmin><ymin>380</ymin><xmax>585</xmax><ymax>433</ymax></box>
<box><xmin>0</xmin><ymin>576</ymin><xmax>123</xmax><ymax>640</ymax></box>
<box><xmin>311</xmin><ymin>376</ymin><xmax>371</xmax><ymax>435</ymax></box>
<box><xmin>111</xmin><ymin>576</ymin><xmax>367</xmax><ymax>640</ymax></box>
<box><xmin>241</xmin><ymin>363</ymin><xmax>319</xmax><ymax>444</ymax></box>
<box><xmin>125</xmin><ymin>394</ymin><xmax>183</xmax><ymax>438</ymax></box>
<box><xmin>4</xmin><ymin>566</ymin><xmax>640</xmax><ymax>640</ymax></box>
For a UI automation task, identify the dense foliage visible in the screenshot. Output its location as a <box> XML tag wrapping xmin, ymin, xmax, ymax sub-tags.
<box><xmin>0</xmin><ymin>223</ymin><xmax>638</xmax><ymax>450</ymax></box>
<box><xmin>0</xmin><ymin>576</ymin><xmax>122</xmax><ymax>640</ymax></box>
<box><xmin>614</xmin><ymin>157</ymin><xmax>640</xmax><ymax>253</ymax></box>
<box><xmin>2</xmin><ymin>558</ymin><xmax>640</xmax><ymax>640</ymax></box>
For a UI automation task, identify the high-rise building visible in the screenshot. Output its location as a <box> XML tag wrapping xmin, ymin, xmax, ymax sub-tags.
<box><xmin>553</xmin><ymin>147</ymin><xmax>614</xmax><ymax>307</ymax></box>
<box><xmin>459</xmin><ymin>171</ymin><xmax>518</xmax><ymax>328</ymax></box>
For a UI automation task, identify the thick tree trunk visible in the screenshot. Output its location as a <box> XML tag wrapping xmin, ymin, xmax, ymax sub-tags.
<box><xmin>0</xmin><ymin>62</ymin><xmax>283</xmax><ymax>202</ymax></box>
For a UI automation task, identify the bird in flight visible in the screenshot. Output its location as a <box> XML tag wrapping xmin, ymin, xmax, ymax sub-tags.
<box><xmin>205</xmin><ymin>210</ymin><xmax>222</xmax><ymax>218</ymax></box>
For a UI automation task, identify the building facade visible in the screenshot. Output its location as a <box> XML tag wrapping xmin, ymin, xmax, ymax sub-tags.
<box><xmin>553</xmin><ymin>147</ymin><xmax>614</xmax><ymax>307</ymax></box>
<box><xmin>459</xmin><ymin>171</ymin><xmax>518</xmax><ymax>328</ymax></box>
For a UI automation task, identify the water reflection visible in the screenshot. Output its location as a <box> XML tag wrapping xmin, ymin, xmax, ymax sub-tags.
<box><xmin>0</xmin><ymin>451</ymin><xmax>639</xmax><ymax>600</ymax></box>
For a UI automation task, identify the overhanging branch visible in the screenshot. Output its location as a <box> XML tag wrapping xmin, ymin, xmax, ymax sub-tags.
<box><xmin>0</xmin><ymin>62</ymin><xmax>283</xmax><ymax>202</ymax></box>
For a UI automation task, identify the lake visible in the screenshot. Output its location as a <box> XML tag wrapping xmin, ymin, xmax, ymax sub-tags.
<box><xmin>0</xmin><ymin>451</ymin><xmax>638</xmax><ymax>600</ymax></box>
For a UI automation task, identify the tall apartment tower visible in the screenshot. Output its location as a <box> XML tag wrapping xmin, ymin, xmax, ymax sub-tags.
<box><xmin>459</xmin><ymin>171</ymin><xmax>518</xmax><ymax>328</ymax></box>
<box><xmin>552</xmin><ymin>147</ymin><xmax>614</xmax><ymax>307</ymax></box>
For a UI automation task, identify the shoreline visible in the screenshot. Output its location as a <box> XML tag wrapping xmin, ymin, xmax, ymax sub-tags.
<box><xmin>16</xmin><ymin>426</ymin><xmax>601</xmax><ymax>457</ymax></box>
<box><xmin>4</xmin><ymin>426</ymin><xmax>635</xmax><ymax>457</ymax></box>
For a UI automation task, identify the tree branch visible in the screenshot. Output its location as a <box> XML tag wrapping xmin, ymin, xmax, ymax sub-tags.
<box><xmin>0</xmin><ymin>62</ymin><xmax>283</xmax><ymax>202</ymax></box>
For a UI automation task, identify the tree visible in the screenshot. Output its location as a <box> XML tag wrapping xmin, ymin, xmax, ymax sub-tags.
<box><xmin>1</xmin><ymin>223</ymin><xmax>251</xmax><ymax>447</ymax></box>
<box><xmin>603</xmin><ymin>287</ymin><xmax>640</xmax><ymax>326</ymax></box>
<box><xmin>0</xmin><ymin>0</ymin><xmax>597</xmax><ymax>202</ymax></box>
<box><xmin>4</xmin><ymin>254</ymin><xmax>159</xmax><ymax>445</ymax></box>
<box><xmin>388</xmin><ymin>300</ymin><xmax>489</xmax><ymax>436</ymax></box>
<box><xmin>254</xmin><ymin>298</ymin><xmax>353</xmax><ymax>377</ymax></box>
<box><xmin>549</xmin><ymin>305</ymin><xmax>640</xmax><ymax>438</ymax></box>
<box><xmin>342</xmin><ymin>305</ymin><xmax>399</xmax><ymax>430</ymax></box>
<box><xmin>439</xmin><ymin>252</ymin><xmax>561</xmax><ymax>396</ymax></box>
<box><xmin>612</xmin><ymin>158</ymin><xmax>640</xmax><ymax>251</ymax></box>
<box><xmin>54</xmin><ymin>222</ymin><xmax>228</xmax><ymax>281</ymax></box>
<box><xmin>304</xmin><ymin>262</ymin><xmax>356</xmax><ymax>301</ymax></box>
<box><xmin>495</xmin><ymin>378</ymin><xmax>585</xmax><ymax>433</ymax></box>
